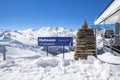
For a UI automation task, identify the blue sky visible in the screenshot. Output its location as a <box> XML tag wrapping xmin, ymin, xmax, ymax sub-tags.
<box><xmin>0</xmin><ymin>0</ymin><xmax>112</xmax><ymax>30</ymax></box>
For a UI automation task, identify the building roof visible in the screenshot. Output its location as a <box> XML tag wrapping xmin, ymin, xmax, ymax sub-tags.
<box><xmin>94</xmin><ymin>0</ymin><xmax>120</xmax><ymax>25</ymax></box>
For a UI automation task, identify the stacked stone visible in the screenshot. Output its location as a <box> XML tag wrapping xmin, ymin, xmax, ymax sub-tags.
<box><xmin>74</xmin><ymin>21</ymin><xmax>96</xmax><ymax>60</ymax></box>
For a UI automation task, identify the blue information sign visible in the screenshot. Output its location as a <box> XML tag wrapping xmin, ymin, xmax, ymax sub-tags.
<box><xmin>38</xmin><ymin>37</ymin><xmax>73</xmax><ymax>46</ymax></box>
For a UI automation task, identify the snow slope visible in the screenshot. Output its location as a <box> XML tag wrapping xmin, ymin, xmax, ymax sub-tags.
<box><xmin>98</xmin><ymin>52</ymin><xmax>120</xmax><ymax>64</ymax></box>
<box><xmin>0</xmin><ymin>50</ymin><xmax>120</xmax><ymax>80</ymax></box>
<box><xmin>0</xmin><ymin>27</ymin><xmax>120</xmax><ymax>80</ymax></box>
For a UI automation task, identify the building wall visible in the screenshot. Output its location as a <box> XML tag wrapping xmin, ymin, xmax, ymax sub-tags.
<box><xmin>115</xmin><ymin>23</ymin><xmax>120</xmax><ymax>46</ymax></box>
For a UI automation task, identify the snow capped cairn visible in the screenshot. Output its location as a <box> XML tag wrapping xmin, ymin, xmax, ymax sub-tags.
<box><xmin>74</xmin><ymin>20</ymin><xmax>96</xmax><ymax>60</ymax></box>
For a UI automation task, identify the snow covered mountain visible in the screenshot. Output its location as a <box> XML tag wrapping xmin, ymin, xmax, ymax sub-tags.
<box><xmin>8</xmin><ymin>27</ymin><xmax>74</xmax><ymax>45</ymax></box>
<box><xmin>0</xmin><ymin>27</ymin><xmax>75</xmax><ymax>55</ymax></box>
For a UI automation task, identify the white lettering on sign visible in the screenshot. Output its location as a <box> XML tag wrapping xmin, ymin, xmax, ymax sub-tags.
<box><xmin>39</xmin><ymin>39</ymin><xmax>56</xmax><ymax>42</ymax></box>
<box><xmin>58</xmin><ymin>39</ymin><xmax>69</xmax><ymax>41</ymax></box>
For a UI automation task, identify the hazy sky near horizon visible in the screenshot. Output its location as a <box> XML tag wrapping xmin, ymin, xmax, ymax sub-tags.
<box><xmin>0</xmin><ymin>0</ymin><xmax>112</xmax><ymax>30</ymax></box>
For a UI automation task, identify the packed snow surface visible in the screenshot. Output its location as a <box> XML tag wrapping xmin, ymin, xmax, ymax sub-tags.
<box><xmin>98</xmin><ymin>52</ymin><xmax>120</xmax><ymax>64</ymax></box>
<box><xmin>0</xmin><ymin>27</ymin><xmax>120</xmax><ymax>80</ymax></box>
<box><xmin>0</xmin><ymin>46</ymin><xmax>120</xmax><ymax>80</ymax></box>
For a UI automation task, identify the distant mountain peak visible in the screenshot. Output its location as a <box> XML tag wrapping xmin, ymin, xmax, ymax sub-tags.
<box><xmin>0</xmin><ymin>26</ymin><xmax>75</xmax><ymax>45</ymax></box>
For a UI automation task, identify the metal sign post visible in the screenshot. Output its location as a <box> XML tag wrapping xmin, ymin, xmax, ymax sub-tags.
<box><xmin>63</xmin><ymin>46</ymin><xmax>65</xmax><ymax>59</ymax></box>
<box><xmin>46</xmin><ymin>46</ymin><xmax>48</xmax><ymax>56</ymax></box>
<box><xmin>3</xmin><ymin>44</ymin><xmax>6</xmax><ymax>60</ymax></box>
<box><xmin>0</xmin><ymin>39</ymin><xmax>11</xmax><ymax>60</ymax></box>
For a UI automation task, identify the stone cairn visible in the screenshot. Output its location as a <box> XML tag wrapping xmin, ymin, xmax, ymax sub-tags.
<box><xmin>74</xmin><ymin>21</ymin><xmax>96</xmax><ymax>60</ymax></box>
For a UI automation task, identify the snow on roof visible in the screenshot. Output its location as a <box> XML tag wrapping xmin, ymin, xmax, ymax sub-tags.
<box><xmin>94</xmin><ymin>0</ymin><xmax>120</xmax><ymax>24</ymax></box>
